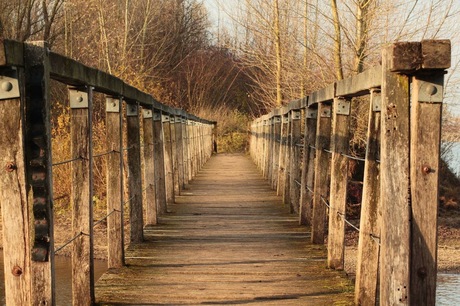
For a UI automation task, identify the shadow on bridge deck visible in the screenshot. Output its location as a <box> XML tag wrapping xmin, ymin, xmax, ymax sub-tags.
<box><xmin>95</xmin><ymin>154</ymin><xmax>353</xmax><ymax>305</ymax></box>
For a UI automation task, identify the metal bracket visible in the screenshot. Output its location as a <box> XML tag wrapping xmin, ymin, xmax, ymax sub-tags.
<box><xmin>106</xmin><ymin>97</ymin><xmax>120</xmax><ymax>113</ymax></box>
<box><xmin>282</xmin><ymin>115</ymin><xmax>290</xmax><ymax>123</ymax></box>
<box><xmin>126</xmin><ymin>104</ymin><xmax>138</xmax><ymax>116</ymax></box>
<box><xmin>306</xmin><ymin>108</ymin><xmax>317</xmax><ymax>119</ymax></box>
<box><xmin>162</xmin><ymin>114</ymin><xmax>170</xmax><ymax>123</ymax></box>
<box><xmin>69</xmin><ymin>89</ymin><xmax>88</xmax><ymax>108</ymax></box>
<box><xmin>335</xmin><ymin>98</ymin><xmax>350</xmax><ymax>115</ymax></box>
<box><xmin>274</xmin><ymin>116</ymin><xmax>281</xmax><ymax>123</ymax></box>
<box><xmin>182</xmin><ymin>118</ymin><xmax>187</xmax><ymax>124</ymax></box>
<box><xmin>0</xmin><ymin>74</ymin><xmax>20</xmax><ymax>100</ymax></box>
<box><xmin>153</xmin><ymin>112</ymin><xmax>162</xmax><ymax>121</ymax></box>
<box><xmin>417</xmin><ymin>79</ymin><xmax>443</xmax><ymax>103</ymax></box>
<box><xmin>320</xmin><ymin>106</ymin><xmax>331</xmax><ymax>118</ymax></box>
<box><xmin>292</xmin><ymin>111</ymin><xmax>301</xmax><ymax>120</ymax></box>
<box><xmin>372</xmin><ymin>94</ymin><xmax>382</xmax><ymax>112</ymax></box>
<box><xmin>142</xmin><ymin>109</ymin><xmax>153</xmax><ymax>119</ymax></box>
<box><xmin>170</xmin><ymin>116</ymin><xmax>175</xmax><ymax>123</ymax></box>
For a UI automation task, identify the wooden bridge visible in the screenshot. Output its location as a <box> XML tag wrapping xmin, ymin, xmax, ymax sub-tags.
<box><xmin>0</xmin><ymin>39</ymin><xmax>451</xmax><ymax>306</ymax></box>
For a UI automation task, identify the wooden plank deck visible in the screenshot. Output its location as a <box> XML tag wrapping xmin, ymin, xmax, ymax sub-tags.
<box><xmin>95</xmin><ymin>154</ymin><xmax>354</xmax><ymax>305</ymax></box>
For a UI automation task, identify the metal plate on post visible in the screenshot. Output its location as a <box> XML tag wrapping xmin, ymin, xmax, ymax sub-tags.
<box><xmin>69</xmin><ymin>88</ymin><xmax>88</xmax><ymax>108</ymax></box>
<box><xmin>320</xmin><ymin>105</ymin><xmax>331</xmax><ymax>118</ymax></box>
<box><xmin>162</xmin><ymin>114</ymin><xmax>170</xmax><ymax>123</ymax></box>
<box><xmin>142</xmin><ymin>109</ymin><xmax>153</xmax><ymax>119</ymax></box>
<box><xmin>0</xmin><ymin>75</ymin><xmax>20</xmax><ymax>100</ymax></box>
<box><xmin>292</xmin><ymin>110</ymin><xmax>301</xmax><ymax>120</ymax></box>
<box><xmin>306</xmin><ymin>108</ymin><xmax>317</xmax><ymax>119</ymax></box>
<box><xmin>106</xmin><ymin>97</ymin><xmax>120</xmax><ymax>113</ymax></box>
<box><xmin>127</xmin><ymin>104</ymin><xmax>138</xmax><ymax>116</ymax></box>
<box><xmin>274</xmin><ymin>116</ymin><xmax>281</xmax><ymax>123</ymax></box>
<box><xmin>417</xmin><ymin>78</ymin><xmax>443</xmax><ymax>103</ymax></box>
<box><xmin>336</xmin><ymin>98</ymin><xmax>351</xmax><ymax>115</ymax></box>
<box><xmin>153</xmin><ymin>112</ymin><xmax>161</xmax><ymax>121</ymax></box>
<box><xmin>373</xmin><ymin>93</ymin><xmax>382</xmax><ymax>112</ymax></box>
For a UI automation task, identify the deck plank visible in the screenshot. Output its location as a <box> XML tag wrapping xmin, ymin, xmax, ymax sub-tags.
<box><xmin>95</xmin><ymin>154</ymin><xmax>353</xmax><ymax>305</ymax></box>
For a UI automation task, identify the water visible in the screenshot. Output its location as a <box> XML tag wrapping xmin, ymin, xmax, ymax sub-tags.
<box><xmin>437</xmin><ymin>274</ymin><xmax>460</xmax><ymax>305</ymax></box>
<box><xmin>0</xmin><ymin>254</ymin><xmax>107</xmax><ymax>305</ymax></box>
<box><xmin>444</xmin><ymin>142</ymin><xmax>460</xmax><ymax>177</ymax></box>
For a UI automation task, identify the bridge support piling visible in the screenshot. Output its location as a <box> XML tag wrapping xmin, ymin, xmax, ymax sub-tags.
<box><xmin>106</xmin><ymin>97</ymin><xmax>125</xmax><ymax>268</ymax></box>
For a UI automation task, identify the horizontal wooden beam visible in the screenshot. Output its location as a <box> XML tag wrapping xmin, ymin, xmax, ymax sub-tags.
<box><xmin>309</xmin><ymin>83</ymin><xmax>335</xmax><ymax>106</ymax></box>
<box><xmin>0</xmin><ymin>40</ymin><xmax>215</xmax><ymax>125</ymax></box>
<box><xmin>336</xmin><ymin>66</ymin><xmax>382</xmax><ymax>97</ymax></box>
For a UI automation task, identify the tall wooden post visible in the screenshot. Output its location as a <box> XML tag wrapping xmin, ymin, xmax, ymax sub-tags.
<box><xmin>289</xmin><ymin>109</ymin><xmax>302</xmax><ymax>214</ymax></box>
<box><xmin>153</xmin><ymin>111</ymin><xmax>167</xmax><ymax>214</ymax></box>
<box><xmin>0</xmin><ymin>41</ymin><xmax>56</xmax><ymax>305</ymax></box>
<box><xmin>170</xmin><ymin>116</ymin><xmax>180</xmax><ymax>195</ymax></box>
<box><xmin>277</xmin><ymin>113</ymin><xmax>288</xmax><ymax>196</ymax></box>
<box><xmin>282</xmin><ymin>113</ymin><xmax>291</xmax><ymax>204</ymax></box>
<box><xmin>272</xmin><ymin>116</ymin><xmax>281</xmax><ymax>189</ymax></box>
<box><xmin>327</xmin><ymin>97</ymin><xmax>351</xmax><ymax>269</ymax></box>
<box><xmin>175</xmin><ymin>116</ymin><xmax>185</xmax><ymax>191</ymax></box>
<box><xmin>355</xmin><ymin>89</ymin><xmax>381</xmax><ymax>305</ymax></box>
<box><xmin>106</xmin><ymin>97</ymin><xmax>124</xmax><ymax>268</ymax></box>
<box><xmin>266</xmin><ymin>118</ymin><xmax>274</xmax><ymax>181</ymax></box>
<box><xmin>143</xmin><ymin>108</ymin><xmax>157</xmax><ymax>225</ymax></box>
<box><xmin>163</xmin><ymin>114</ymin><xmax>174</xmax><ymax>204</ymax></box>
<box><xmin>126</xmin><ymin>103</ymin><xmax>143</xmax><ymax>243</ymax></box>
<box><xmin>409</xmin><ymin>40</ymin><xmax>450</xmax><ymax>306</ymax></box>
<box><xmin>70</xmin><ymin>87</ymin><xmax>95</xmax><ymax>305</ymax></box>
<box><xmin>300</xmin><ymin>106</ymin><xmax>317</xmax><ymax>225</ymax></box>
<box><xmin>311</xmin><ymin>102</ymin><xmax>332</xmax><ymax>244</ymax></box>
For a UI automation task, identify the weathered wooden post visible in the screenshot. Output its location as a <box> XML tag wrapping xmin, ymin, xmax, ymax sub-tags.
<box><xmin>262</xmin><ymin>118</ymin><xmax>269</xmax><ymax>178</ymax></box>
<box><xmin>163</xmin><ymin>113</ymin><xmax>174</xmax><ymax>204</ymax></box>
<box><xmin>0</xmin><ymin>41</ymin><xmax>56</xmax><ymax>305</ymax></box>
<box><xmin>126</xmin><ymin>103</ymin><xmax>144</xmax><ymax>243</ymax></box>
<box><xmin>311</xmin><ymin>86</ymin><xmax>333</xmax><ymax>244</ymax></box>
<box><xmin>327</xmin><ymin>97</ymin><xmax>351</xmax><ymax>269</ymax></box>
<box><xmin>289</xmin><ymin>107</ymin><xmax>302</xmax><ymax>214</ymax></box>
<box><xmin>70</xmin><ymin>87</ymin><xmax>95</xmax><ymax>305</ymax></box>
<box><xmin>282</xmin><ymin>111</ymin><xmax>291</xmax><ymax>204</ymax></box>
<box><xmin>355</xmin><ymin>89</ymin><xmax>381</xmax><ymax>305</ymax></box>
<box><xmin>142</xmin><ymin>107</ymin><xmax>157</xmax><ymax>225</ymax></box>
<box><xmin>174</xmin><ymin>115</ymin><xmax>184</xmax><ymax>192</ymax></box>
<box><xmin>266</xmin><ymin>117</ymin><xmax>274</xmax><ymax>181</ymax></box>
<box><xmin>170</xmin><ymin>115</ymin><xmax>180</xmax><ymax>195</ymax></box>
<box><xmin>300</xmin><ymin>100</ymin><xmax>317</xmax><ymax>226</ymax></box>
<box><xmin>380</xmin><ymin>40</ymin><xmax>450</xmax><ymax>305</ymax></box>
<box><xmin>106</xmin><ymin>97</ymin><xmax>124</xmax><ymax>268</ymax></box>
<box><xmin>272</xmin><ymin>114</ymin><xmax>281</xmax><ymax>189</ymax></box>
<box><xmin>182</xmin><ymin>116</ymin><xmax>189</xmax><ymax>186</ymax></box>
<box><xmin>153</xmin><ymin>111</ymin><xmax>167</xmax><ymax>214</ymax></box>
<box><xmin>277</xmin><ymin>112</ymin><xmax>289</xmax><ymax>196</ymax></box>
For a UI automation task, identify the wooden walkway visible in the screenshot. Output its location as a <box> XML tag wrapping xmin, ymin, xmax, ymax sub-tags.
<box><xmin>95</xmin><ymin>154</ymin><xmax>353</xmax><ymax>305</ymax></box>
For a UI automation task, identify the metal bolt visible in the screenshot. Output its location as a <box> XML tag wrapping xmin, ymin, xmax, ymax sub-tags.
<box><xmin>422</xmin><ymin>165</ymin><xmax>431</xmax><ymax>174</ymax></box>
<box><xmin>425</xmin><ymin>84</ymin><xmax>438</xmax><ymax>96</ymax></box>
<box><xmin>112</xmin><ymin>102</ymin><xmax>117</xmax><ymax>107</ymax></box>
<box><xmin>76</xmin><ymin>96</ymin><xmax>83</xmax><ymax>103</ymax></box>
<box><xmin>12</xmin><ymin>265</ymin><xmax>22</xmax><ymax>276</ymax></box>
<box><xmin>1</xmin><ymin>81</ymin><xmax>13</xmax><ymax>92</ymax></box>
<box><xmin>5</xmin><ymin>162</ymin><xmax>16</xmax><ymax>172</ymax></box>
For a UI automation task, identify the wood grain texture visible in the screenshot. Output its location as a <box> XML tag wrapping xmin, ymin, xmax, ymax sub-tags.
<box><xmin>143</xmin><ymin>113</ymin><xmax>157</xmax><ymax>225</ymax></box>
<box><xmin>355</xmin><ymin>91</ymin><xmax>381</xmax><ymax>305</ymax></box>
<box><xmin>409</xmin><ymin>74</ymin><xmax>443</xmax><ymax>306</ymax></box>
<box><xmin>153</xmin><ymin>118</ymin><xmax>167</xmax><ymax>215</ymax></box>
<box><xmin>163</xmin><ymin>121</ymin><xmax>174</xmax><ymax>205</ymax></box>
<box><xmin>300</xmin><ymin>115</ymin><xmax>317</xmax><ymax>226</ymax></box>
<box><xmin>289</xmin><ymin>114</ymin><xmax>301</xmax><ymax>214</ymax></box>
<box><xmin>327</xmin><ymin>98</ymin><xmax>350</xmax><ymax>270</ymax></box>
<box><xmin>380</xmin><ymin>45</ymin><xmax>411</xmax><ymax>306</ymax></box>
<box><xmin>311</xmin><ymin>104</ymin><xmax>332</xmax><ymax>244</ymax></box>
<box><xmin>127</xmin><ymin>112</ymin><xmax>144</xmax><ymax>243</ymax></box>
<box><xmin>95</xmin><ymin>154</ymin><xmax>354</xmax><ymax>305</ymax></box>
<box><xmin>106</xmin><ymin>100</ymin><xmax>124</xmax><ymax>268</ymax></box>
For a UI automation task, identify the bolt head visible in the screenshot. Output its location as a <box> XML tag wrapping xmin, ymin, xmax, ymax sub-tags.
<box><xmin>12</xmin><ymin>266</ymin><xmax>22</xmax><ymax>276</ymax></box>
<box><xmin>1</xmin><ymin>81</ymin><xmax>13</xmax><ymax>92</ymax></box>
<box><xmin>76</xmin><ymin>96</ymin><xmax>84</xmax><ymax>103</ymax></box>
<box><xmin>425</xmin><ymin>85</ymin><xmax>438</xmax><ymax>96</ymax></box>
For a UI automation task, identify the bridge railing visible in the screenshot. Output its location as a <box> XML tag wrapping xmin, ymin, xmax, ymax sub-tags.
<box><xmin>0</xmin><ymin>40</ymin><xmax>215</xmax><ymax>305</ymax></box>
<box><xmin>249</xmin><ymin>40</ymin><xmax>451</xmax><ymax>306</ymax></box>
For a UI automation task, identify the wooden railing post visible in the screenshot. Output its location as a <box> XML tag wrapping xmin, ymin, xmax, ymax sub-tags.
<box><xmin>170</xmin><ymin>115</ymin><xmax>180</xmax><ymax>195</ymax></box>
<box><xmin>182</xmin><ymin>117</ymin><xmax>189</xmax><ymax>186</ymax></box>
<box><xmin>311</xmin><ymin>102</ymin><xmax>332</xmax><ymax>244</ymax></box>
<box><xmin>289</xmin><ymin>109</ymin><xmax>302</xmax><ymax>214</ymax></box>
<box><xmin>153</xmin><ymin>111</ymin><xmax>167</xmax><ymax>214</ymax></box>
<box><xmin>277</xmin><ymin>112</ymin><xmax>288</xmax><ymax>197</ymax></box>
<box><xmin>266</xmin><ymin>118</ymin><xmax>274</xmax><ymax>181</ymax></box>
<box><xmin>355</xmin><ymin>89</ymin><xmax>381</xmax><ymax>305</ymax></box>
<box><xmin>163</xmin><ymin>114</ymin><xmax>174</xmax><ymax>204</ymax></box>
<box><xmin>408</xmin><ymin>40</ymin><xmax>450</xmax><ymax>306</ymax></box>
<box><xmin>272</xmin><ymin>115</ymin><xmax>281</xmax><ymax>189</ymax></box>
<box><xmin>142</xmin><ymin>107</ymin><xmax>157</xmax><ymax>225</ymax></box>
<box><xmin>70</xmin><ymin>87</ymin><xmax>95</xmax><ymax>305</ymax></box>
<box><xmin>300</xmin><ymin>104</ymin><xmax>317</xmax><ymax>226</ymax></box>
<box><xmin>176</xmin><ymin>115</ymin><xmax>185</xmax><ymax>190</ymax></box>
<box><xmin>106</xmin><ymin>97</ymin><xmax>124</xmax><ymax>268</ymax></box>
<box><xmin>327</xmin><ymin>97</ymin><xmax>351</xmax><ymax>269</ymax></box>
<box><xmin>262</xmin><ymin>119</ymin><xmax>269</xmax><ymax>178</ymax></box>
<box><xmin>126</xmin><ymin>103</ymin><xmax>144</xmax><ymax>243</ymax></box>
<box><xmin>0</xmin><ymin>42</ymin><xmax>56</xmax><ymax>305</ymax></box>
<box><xmin>282</xmin><ymin>112</ymin><xmax>292</xmax><ymax>204</ymax></box>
